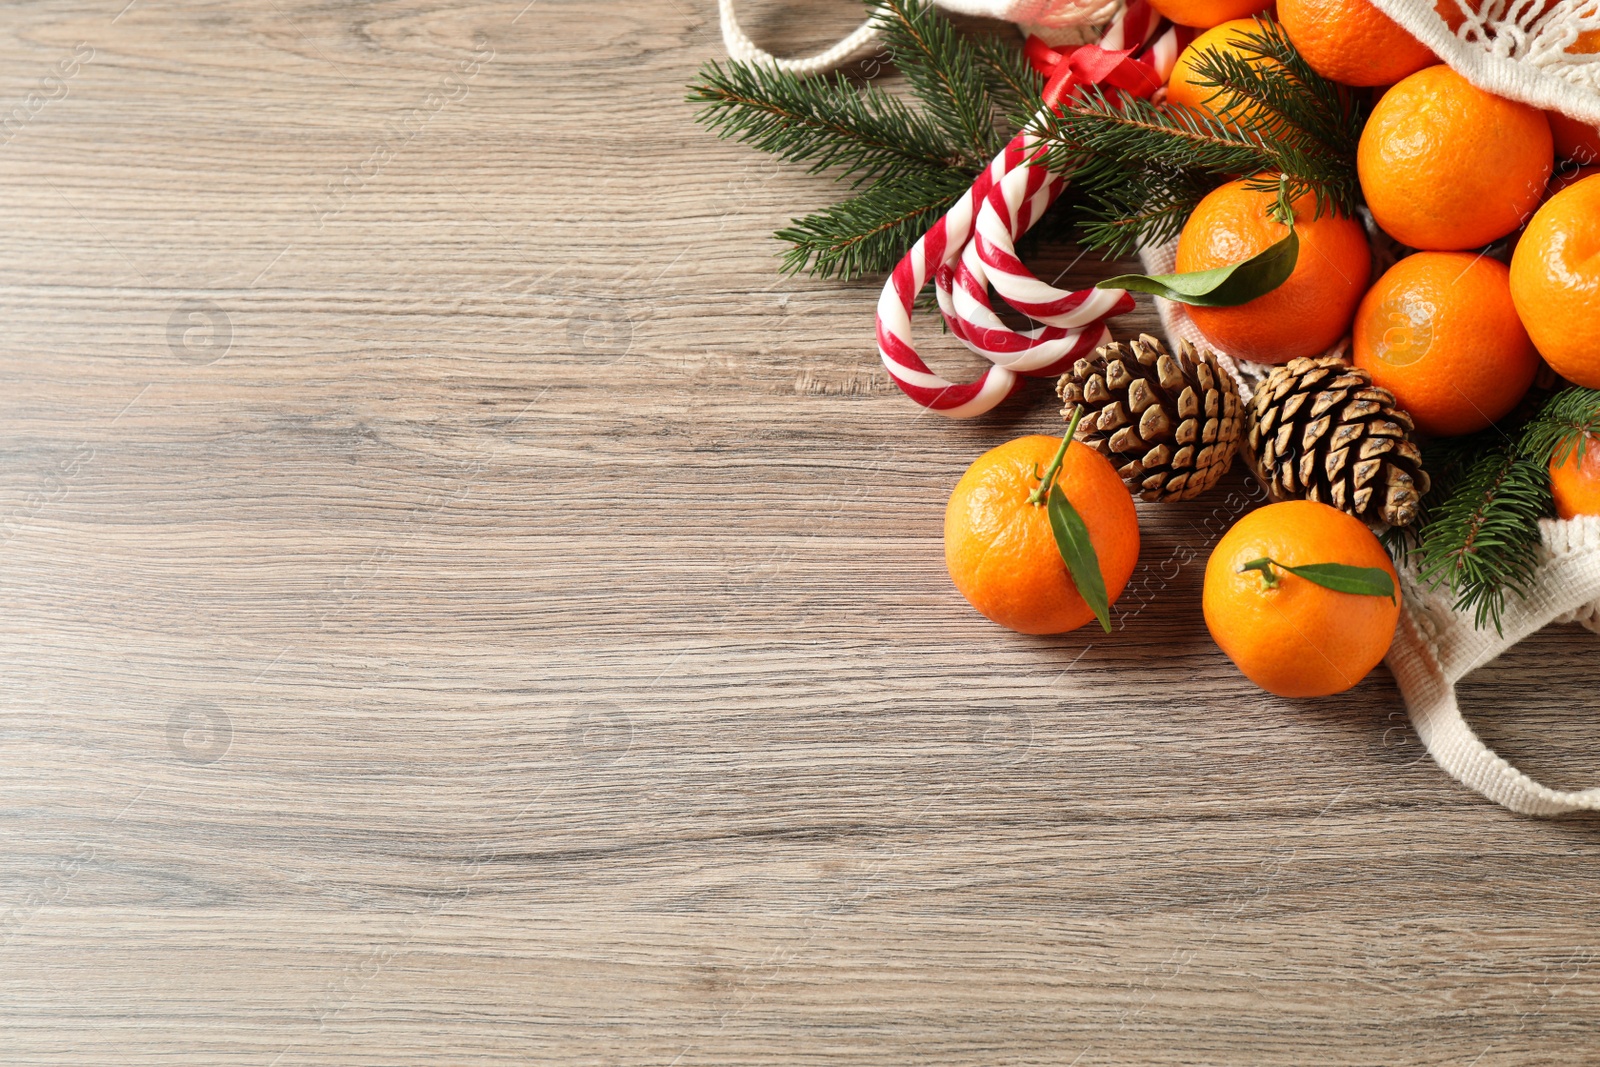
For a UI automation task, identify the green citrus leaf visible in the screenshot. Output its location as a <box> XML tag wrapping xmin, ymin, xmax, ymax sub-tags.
<box><xmin>1047</xmin><ymin>481</ymin><xmax>1112</xmax><ymax>633</ymax></box>
<box><xmin>1241</xmin><ymin>557</ymin><xmax>1396</xmax><ymax>602</ymax></box>
<box><xmin>1095</xmin><ymin>226</ymin><xmax>1299</xmax><ymax>308</ymax></box>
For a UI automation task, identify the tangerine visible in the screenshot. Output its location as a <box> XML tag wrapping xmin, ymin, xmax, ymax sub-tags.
<box><xmin>1550</xmin><ymin>434</ymin><xmax>1600</xmax><ymax>520</ymax></box>
<box><xmin>1357</xmin><ymin>65</ymin><xmax>1553</xmax><ymax>251</ymax></box>
<box><xmin>1353</xmin><ymin>252</ymin><xmax>1538</xmax><ymax>436</ymax></box>
<box><xmin>1148</xmin><ymin>0</ymin><xmax>1272</xmax><ymax>29</ymax></box>
<box><xmin>1549</xmin><ymin>164</ymin><xmax>1600</xmax><ymax>196</ymax></box>
<box><xmin>1279</xmin><ymin>0</ymin><xmax>1435</xmax><ymax>86</ymax></box>
<box><xmin>1549</xmin><ymin>111</ymin><xmax>1600</xmax><ymax>164</ymax></box>
<box><xmin>1546</xmin><ymin>10</ymin><xmax>1600</xmax><ymax>162</ymax></box>
<box><xmin>1165</xmin><ymin>20</ymin><xmax>1281</xmax><ymax>123</ymax></box>
<box><xmin>1435</xmin><ymin>0</ymin><xmax>1467</xmax><ymax>30</ymax></box>
<box><xmin>1510</xmin><ymin>174</ymin><xmax>1600</xmax><ymax>389</ymax></box>
<box><xmin>1203</xmin><ymin>500</ymin><xmax>1401</xmax><ymax>698</ymax></box>
<box><xmin>1176</xmin><ymin>178</ymin><xmax>1371</xmax><ymax>364</ymax></box>
<box><xmin>944</xmin><ymin>435</ymin><xmax>1140</xmax><ymax>635</ymax></box>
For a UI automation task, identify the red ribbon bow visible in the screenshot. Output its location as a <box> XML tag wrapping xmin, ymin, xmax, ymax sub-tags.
<box><xmin>1027</xmin><ymin>36</ymin><xmax>1166</xmax><ymax>108</ymax></box>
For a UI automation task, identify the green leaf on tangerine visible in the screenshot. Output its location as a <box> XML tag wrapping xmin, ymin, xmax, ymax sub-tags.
<box><xmin>1241</xmin><ymin>557</ymin><xmax>1396</xmax><ymax>603</ymax></box>
<box><xmin>1047</xmin><ymin>481</ymin><xmax>1112</xmax><ymax>633</ymax></box>
<box><xmin>1095</xmin><ymin>226</ymin><xmax>1299</xmax><ymax>308</ymax></box>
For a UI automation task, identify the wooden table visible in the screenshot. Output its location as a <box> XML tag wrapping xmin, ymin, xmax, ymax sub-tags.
<box><xmin>3</xmin><ymin>1</ymin><xmax>1598</xmax><ymax>1062</ymax></box>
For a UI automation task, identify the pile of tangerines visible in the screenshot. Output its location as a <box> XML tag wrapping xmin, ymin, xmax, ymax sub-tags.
<box><xmin>944</xmin><ymin>0</ymin><xmax>1600</xmax><ymax>699</ymax></box>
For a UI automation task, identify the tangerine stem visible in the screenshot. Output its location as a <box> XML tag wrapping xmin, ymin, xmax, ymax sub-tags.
<box><xmin>1268</xmin><ymin>174</ymin><xmax>1296</xmax><ymax>229</ymax></box>
<box><xmin>1028</xmin><ymin>406</ymin><xmax>1083</xmax><ymax>506</ymax></box>
<box><xmin>1240</xmin><ymin>557</ymin><xmax>1281</xmax><ymax>588</ymax></box>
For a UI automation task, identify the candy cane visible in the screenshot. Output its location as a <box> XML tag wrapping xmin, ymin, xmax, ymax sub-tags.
<box><xmin>935</xmin><ymin>158</ymin><xmax>1123</xmax><ymax>379</ymax></box>
<box><xmin>877</xmin><ymin>3</ymin><xmax>1194</xmax><ymax>418</ymax></box>
<box><xmin>937</xmin><ymin>23</ymin><xmax>1187</xmax><ymax>370</ymax></box>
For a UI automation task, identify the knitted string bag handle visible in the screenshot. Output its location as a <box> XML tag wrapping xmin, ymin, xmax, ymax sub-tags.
<box><xmin>717</xmin><ymin>0</ymin><xmax>1125</xmax><ymax>75</ymax></box>
<box><xmin>717</xmin><ymin>0</ymin><xmax>887</xmax><ymax>75</ymax></box>
<box><xmin>1386</xmin><ymin>518</ymin><xmax>1600</xmax><ymax>816</ymax></box>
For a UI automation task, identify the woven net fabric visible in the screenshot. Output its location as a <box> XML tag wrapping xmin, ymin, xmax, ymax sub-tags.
<box><xmin>1133</xmin><ymin>0</ymin><xmax>1600</xmax><ymax>812</ymax></box>
<box><xmin>1371</xmin><ymin>0</ymin><xmax>1600</xmax><ymax>124</ymax></box>
<box><xmin>1386</xmin><ymin>518</ymin><xmax>1600</xmax><ymax>816</ymax></box>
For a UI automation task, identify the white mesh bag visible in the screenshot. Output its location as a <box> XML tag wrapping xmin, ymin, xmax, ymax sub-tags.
<box><xmin>1374</xmin><ymin>0</ymin><xmax>1600</xmax><ymax>126</ymax></box>
<box><xmin>1139</xmin><ymin>4</ymin><xmax>1600</xmax><ymax>817</ymax></box>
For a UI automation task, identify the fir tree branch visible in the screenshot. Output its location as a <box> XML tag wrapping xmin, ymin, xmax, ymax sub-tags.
<box><xmin>775</xmin><ymin>169</ymin><xmax>971</xmax><ymax>280</ymax></box>
<box><xmin>1185</xmin><ymin>17</ymin><xmax>1364</xmax><ymax>219</ymax></box>
<box><xmin>687</xmin><ymin>3</ymin><xmax>1048</xmax><ymax>281</ymax></box>
<box><xmin>1068</xmin><ymin>154</ymin><xmax>1216</xmax><ymax>257</ymax></box>
<box><xmin>1406</xmin><ymin>387</ymin><xmax>1600</xmax><ymax>633</ymax></box>
<box><xmin>1039</xmin><ymin>88</ymin><xmax>1274</xmax><ymax>176</ymax></box>
<box><xmin>1187</xmin><ymin>17</ymin><xmax>1362</xmax><ymax>164</ymax></box>
<box><xmin>873</xmin><ymin>0</ymin><xmax>1007</xmax><ymax>169</ymax></box>
<box><xmin>1035</xmin><ymin>13</ymin><xmax>1366</xmax><ymax>252</ymax></box>
<box><xmin>1037</xmin><ymin>88</ymin><xmax>1296</xmax><ymax>251</ymax></box>
<box><xmin>1077</xmin><ymin>192</ymin><xmax>1204</xmax><ymax>257</ymax></box>
<box><xmin>1518</xmin><ymin>386</ymin><xmax>1600</xmax><ymax>467</ymax></box>
<box><xmin>687</xmin><ymin>59</ymin><xmax>964</xmax><ymax>186</ymax></box>
<box><xmin>971</xmin><ymin>32</ymin><xmax>1047</xmax><ymax>137</ymax></box>
<box><xmin>1413</xmin><ymin>436</ymin><xmax>1549</xmax><ymax>634</ymax></box>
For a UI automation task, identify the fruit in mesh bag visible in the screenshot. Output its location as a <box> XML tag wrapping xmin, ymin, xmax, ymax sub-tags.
<box><xmin>944</xmin><ymin>436</ymin><xmax>1141</xmax><ymax>635</ymax></box>
<box><xmin>1278</xmin><ymin>0</ymin><xmax>1435</xmax><ymax>86</ymax></box>
<box><xmin>1548</xmin><ymin>111</ymin><xmax>1600</xmax><ymax>165</ymax></box>
<box><xmin>1551</xmin><ymin>434</ymin><xmax>1600</xmax><ymax>520</ymax></box>
<box><xmin>1166</xmin><ymin>20</ymin><xmax>1286</xmax><ymax>125</ymax></box>
<box><xmin>1358</xmin><ymin>65</ymin><xmax>1553</xmax><ymax>251</ymax></box>
<box><xmin>1542</xmin><ymin>11</ymin><xmax>1599</xmax><ymax>163</ymax></box>
<box><xmin>1175</xmin><ymin>178</ymin><xmax>1371</xmax><ymax>364</ymax></box>
<box><xmin>1435</xmin><ymin>0</ymin><xmax>1600</xmax><ymax>46</ymax></box>
<box><xmin>1510</xmin><ymin>174</ymin><xmax>1600</xmax><ymax>390</ymax></box>
<box><xmin>1353</xmin><ymin>252</ymin><xmax>1538</xmax><ymax>437</ymax></box>
<box><xmin>1203</xmin><ymin>500</ymin><xmax>1400</xmax><ymax>698</ymax></box>
<box><xmin>1148</xmin><ymin>0</ymin><xmax>1271</xmax><ymax>29</ymax></box>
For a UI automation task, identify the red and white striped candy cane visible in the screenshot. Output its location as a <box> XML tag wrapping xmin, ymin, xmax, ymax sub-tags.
<box><xmin>877</xmin><ymin>2</ymin><xmax>1194</xmax><ymax>418</ymax></box>
<box><xmin>934</xmin><ymin>144</ymin><xmax>1129</xmax><ymax>379</ymax></box>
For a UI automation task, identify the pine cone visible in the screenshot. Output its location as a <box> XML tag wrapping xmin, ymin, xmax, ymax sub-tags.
<box><xmin>1056</xmin><ymin>334</ymin><xmax>1242</xmax><ymax>502</ymax></box>
<box><xmin>1245</xmin><ymin>356</ymin><xmax>1431</xmax><ymax>528</ymax></box>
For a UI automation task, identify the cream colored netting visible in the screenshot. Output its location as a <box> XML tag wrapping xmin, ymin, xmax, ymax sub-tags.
<box><xmin>1372</xmin><ymin>0</ymin><xmax>1600</xmax><ymax>125</ymax></box>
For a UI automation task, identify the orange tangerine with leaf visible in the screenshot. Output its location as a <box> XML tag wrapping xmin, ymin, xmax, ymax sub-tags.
<box><xmin>1176</xmin><ymin>178</ymin><xmax>1371</xmax><ymax>364</ymax></box>
<box><xmin>945</xmin><ymin>429</ymin><xmax>1140</xmax><ymax>635</ymax></box>
<box><xmin>1204</xmin><ymin>500</ymin><xmax>1400</xmax><ymax>698</ymax></box>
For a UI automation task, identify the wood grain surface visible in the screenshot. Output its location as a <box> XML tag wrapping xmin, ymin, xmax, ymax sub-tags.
<box><xmin>1</xmin><ymin>1</ymin><xmax>1598</xmax><ymax>1063</ymax></box>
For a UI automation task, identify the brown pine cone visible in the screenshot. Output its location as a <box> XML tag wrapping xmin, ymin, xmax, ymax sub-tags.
<box><xmin>1056</xmin><ymin>334</ymin><xmax>1242</xmax><ymax>502</ymax></box>
<box><xmin>1245</xmin><ymin>356</ymin><xmax>1431</xmax><ymax>528</ymax></box>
